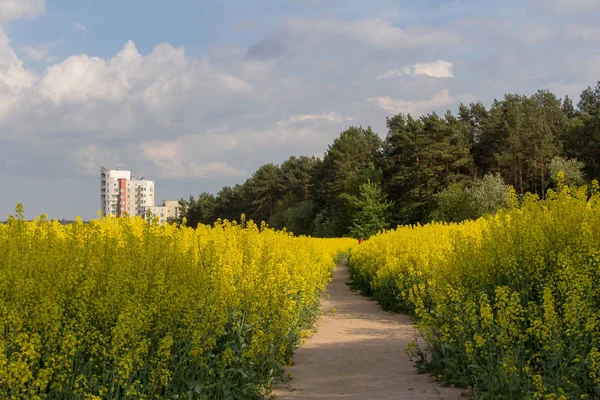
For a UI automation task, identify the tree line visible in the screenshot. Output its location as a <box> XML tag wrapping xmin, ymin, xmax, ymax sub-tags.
<box><xmin>178</xmin><ymin>81</ymin><xmax>600</xmax><ymax>238</ymax></box>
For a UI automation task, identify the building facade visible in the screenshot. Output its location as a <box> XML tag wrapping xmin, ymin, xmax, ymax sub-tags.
<box><xmin>100</xmin><ymin>167</ymin><xmax>131</xmax><ymax>217</ymax></box>
<box><xmin>101</xmin><ymin>167</ymin><xmax>157</xmax><ymax>219</ymax></box>
<box><xmin>126</xmin><ymin>178</ymin><xmax>154</xmax><ymax>216</ymax></box>
<box><xmin>144</xmin><ymin>200</ymin><xmax>180</xmax><ymax>224</ymax></box>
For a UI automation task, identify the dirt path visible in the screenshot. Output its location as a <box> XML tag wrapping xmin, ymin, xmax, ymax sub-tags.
<box><xmin>270</xmin><ymin>260</ymin><xmax>466</xmax><ymax>400</ymax></box>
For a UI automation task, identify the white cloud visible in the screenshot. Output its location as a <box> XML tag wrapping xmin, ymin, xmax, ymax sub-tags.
<box><xmin>566</xmin><ymin>25</ymin><xmax>600</xmax><ymax>41</ymax></box>
<box><xmin>365</xmin><ymin>89</ymin><xmax>476</xmax><ymax>116</ymax></box>
<box><xmin>0</xmin><ymin>0</ymin><xmax>44</xmax><ymax>22</ymax></box>
<box><xmin>0</xmin><ymin>39</ymin><xmax>254</xmax><ymax>131</ymax></box>
<box><xmin>72</xmin><ymin>20</ymin><xmax>90</xmax><ymax>33</ymax></box>
<box><xmin>378</xmin><ymin>60</ymin><xmax>454</xmax><ymax>80</ymax></box>
<box><xmin>287</xmin><ymin>17</ymin><xmax>462</xmax><ymax>49</ymax></box>
<box><xmin>0</xmin><ymin>18</ymin><xmax>262</xmax><ymax>180</ymax></box>
<box><xmin>0</xmin><ymin>29</ymin><xmax>36</xmax><ymax>119</ymax></box>
<box><xmin>0</xmin><ymin>30</ymin><xmax>36</xmax><ymax>88</ymax></box>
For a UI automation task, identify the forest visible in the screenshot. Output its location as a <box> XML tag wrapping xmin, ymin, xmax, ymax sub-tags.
<box><xmin>178</xmin><ymin>81</ymin><xmax>600</xmax><ymax>238</ymax></box>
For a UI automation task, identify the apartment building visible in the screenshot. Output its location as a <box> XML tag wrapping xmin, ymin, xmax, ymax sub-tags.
<box><xmin>100</xmin><ymin>167</ymin><xmax>155</xmax><ymax>218</ymax></box>
<box><xmin>100</xmin><ymin>167</ymin><xmax>132</xmax><ymax>217</ymax></box>
<box><xmin>126</xmin><ymin>178</ymin><xmax>154</xmax><ymax>216</ymax></box>
<box><xmin>144</xmin><ymin>200</ymin><xmax>180</xmax><ymax>224</ymax></box>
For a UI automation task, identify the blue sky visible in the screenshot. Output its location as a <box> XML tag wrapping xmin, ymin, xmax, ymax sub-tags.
<box><xmin>0</xmin><ymin>0</ymin><xmax>599</xmax><ymax>219</ymax></box>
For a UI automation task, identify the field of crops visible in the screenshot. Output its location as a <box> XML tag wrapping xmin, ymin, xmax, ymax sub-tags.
<box><xmin>0</xmin><ymin>206</ymin><xmax>354</xmax><ymax>399</ymax></box>
<box><xmin>349</xmin><ymin>186</ymin><xmax>600</xmax><ymax>399</ymax></box>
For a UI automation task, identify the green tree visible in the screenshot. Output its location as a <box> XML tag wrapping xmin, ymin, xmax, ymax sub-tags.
<box><xmin>247</xmin><ymin>164</ymin><xmax>284</xmax><ymax>223</ymax></box>
<box><xmin>269</xmin><ymin>156</ymin><xmax>321</xmax><ymax>232</ymax></box>
<box><xmin>480</xmin><ymin>92</ymin><xmax>562</xmax><ymax>197</ymax></box>
<box><xmin>311</xmin><ymin>126</ymin><xmax>383</xmax><ymax>236</ymax></box>
<box><xmin>382</xmin><ymin>111</ymin><xmax>474</xmax><ymax>225</ymax></box>
<box><xmin>431</xmin><ymin>173</ymin><xmax>510</xmax><ymax>222</ymax></box>
<box><xmin>566</xmin><ymin>82</ymin><xmax>600</xmax><ymax>179</ymax></box>
<box><xmin>188</xmin><ymin>192</ymin><xmax>217</xmax><ymax>227</ymax></box>
<box><xmin>468</xmin><ymin>173</ymin><xmax>510</xmax><ymax>216</ymax></box>
<box><xmin>562</xmin><ymin>95</ymin><xmax>576</xmax><ymax>118</ymax></box>
<box><xmin>280</xmin><ymin>156</ymin><xmax>320</xmax><ymax>201</ymax></box>
<box><xmin>283</xmin><ymin>200</ymin><xmax>318</xmax><ymax>236</ymax></box>
<box><xmin>431</xmin><ymin>183</ymin><xmax>474</xmax><ymax>222</ymax></box>
<box><xmin>548</xmin><ymin>156</ymin><xmax>585</xmax><ymax>188</ymax></box>
<box><xmin>347</xmin><ymin>180</ymin><xmax>393</xmax><ymax>239</ymax></box>
<box><xmin>214</xmin><ymin>184</ymin><xmax>250</xmax><ymax>222</ymax></box>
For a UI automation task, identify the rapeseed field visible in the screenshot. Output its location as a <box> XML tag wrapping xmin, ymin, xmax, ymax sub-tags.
<box><xmin>0</xmin><ymin>206</ymin><xmax>354</xmax><ymax>399</ymax></box>
<box><xmin>350</xmin><ymin>185</ymin><xmax>600</xmax><ymax>399</ymax></box>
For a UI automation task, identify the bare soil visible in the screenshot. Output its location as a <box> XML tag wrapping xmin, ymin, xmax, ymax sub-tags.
<box><xmin>270</xmin><ymin>260</ymin><xmax>467</xmax><ymax>400</ymax></box>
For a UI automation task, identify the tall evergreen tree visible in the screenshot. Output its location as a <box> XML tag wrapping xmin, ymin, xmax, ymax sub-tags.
<box><xmin>311</xmin><ymin>126</ymin><xmax>383</xmax><ymax>236</ymax></box>
<box><xmin>280</xmin><ymin>156</ymin><xmax>320</xmax><ymax>201</ymax></box>
<box><xmin>348</xmin><ymin>180</ymin><xmax>393</xmax><ymax>239</ymax></box>
<box><xmin>247</xmin><ymin>164</ymin><xmax>284</xmax><ymax>223</ymax></box>
<box><xmin>382</xmin><ymin>112</ymin><xmax>474</xmax><ymax>225</ymax></box>
<box><xmin>562</xmin><ymin>95</ymin><xmax>576</xmax><ymax>118</ymax></box>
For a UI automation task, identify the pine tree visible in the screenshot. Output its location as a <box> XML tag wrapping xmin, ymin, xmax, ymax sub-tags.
<box><xmin>348</xmin><ymin>180</ymin><xmax>393</xmax><ymax>239</ymax></box>
<box><xmin>562</xmin><ymin>95</ymin><xmax>576</xmax><ymax>118</ymax></box>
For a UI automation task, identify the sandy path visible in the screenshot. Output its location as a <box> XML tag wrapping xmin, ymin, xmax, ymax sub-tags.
<box><xmin>270</xmin><ymin>260</ymin><xmax>466</xmax><ymax>400</ymax></box>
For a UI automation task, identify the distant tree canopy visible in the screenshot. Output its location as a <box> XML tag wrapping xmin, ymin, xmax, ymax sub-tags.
<box><xmin>179</xmin><ymin>81</ymin><xmax>600</xmax><ymax>238</ymax></box>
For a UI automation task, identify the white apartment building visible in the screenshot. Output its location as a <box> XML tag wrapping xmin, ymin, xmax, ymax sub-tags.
<box><xmin>126</xmin><ymin>178</ymin><xmax>154</xmax><ymax>216</ymax></box>
<box><xmin>100</xmin><ymin>167</ymin><xmax>131</xmax><ymax>217</ymax></box>
<box><xmin>100</xmin><ymin>167</ymin><xmax>155</xmax><ymax>218</ymax></box>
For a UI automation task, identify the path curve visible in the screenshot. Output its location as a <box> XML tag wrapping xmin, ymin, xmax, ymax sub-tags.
<box><xmin>271</xmin><ymin>260</ymin><xmax>466</xmax><ymax>400</ymax></box>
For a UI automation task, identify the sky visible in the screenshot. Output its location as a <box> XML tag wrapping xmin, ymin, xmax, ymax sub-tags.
<box><xmin>0</xmin><ymin>0</ymin><xmax>599</xmax><ymax>220</ymax></box>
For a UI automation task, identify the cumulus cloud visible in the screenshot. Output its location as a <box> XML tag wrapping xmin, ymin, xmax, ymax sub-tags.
<box><xmin>378</xmin><ymin>60</ymin><xmax>454</xmax><ymax>80</ymax></box>
<box><xmin>0</xmin><ymin>39</ymin><xmax>255</xmax><ymax>134</ymax></box>
<box><xmin>287</xmin><ymin>17</ymin><xmax>462</xmax><ymax>49</ymax></box>
<box><xmin>365</xmin><ymin>90</ymin><xmax>476</xmax><ymax>117</ymax></box>
<box><xmin>0</xmin><ymin>29</ymin><xmax>37</xmax><ymax>120</ymax></box>
<box><xmin>0</xmin><ymin>0</ymin><xmax>44</xmax><ymax>22</ymax></box>
<box><xmin>0</xmin><ymin>31</ymin><xmax>265</xmax><ymax>181</ymax></box>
